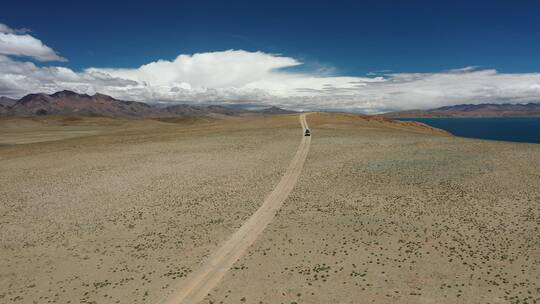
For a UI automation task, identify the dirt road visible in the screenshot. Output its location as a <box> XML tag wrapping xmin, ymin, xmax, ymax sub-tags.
<box><xmin>158</xmin><ymin>114</ymin><xmax>311</xmax><ymax>304</ymax></box>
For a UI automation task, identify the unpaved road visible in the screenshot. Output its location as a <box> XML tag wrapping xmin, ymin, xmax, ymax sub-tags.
<box><xmin>159</xmin><ymin>114</ymin><xmax>311</xmax><ymax>304</ymax></box>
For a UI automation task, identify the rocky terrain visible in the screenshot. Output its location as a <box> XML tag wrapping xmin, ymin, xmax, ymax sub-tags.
<box><xmin>0</xmin><ymin>113</ymin><xmax>538</xmax><ymax>304</ymax></box>
<box><xmin>382</xmin><ymin>102</ymin><xmax>540</xmax><ymax>118</ymax></box>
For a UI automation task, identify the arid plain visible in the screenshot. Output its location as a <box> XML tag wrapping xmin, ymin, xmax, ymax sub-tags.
<box><xmin>1</xmin><ymin>113</ymin><xmax>538</xmax><ymax>304</ymax></box>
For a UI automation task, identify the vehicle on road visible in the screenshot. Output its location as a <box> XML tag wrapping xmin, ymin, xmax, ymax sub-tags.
<box><xmin>305</xmin><ymin>129</ymin><xmax>311</xmax><ymax>136</ymax></box>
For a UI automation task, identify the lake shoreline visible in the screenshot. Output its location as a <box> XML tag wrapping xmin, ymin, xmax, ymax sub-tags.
<box><xmin>397</xmin><ymin>117</ymin><xmax>540</xmax><ymax>144</ymax></box>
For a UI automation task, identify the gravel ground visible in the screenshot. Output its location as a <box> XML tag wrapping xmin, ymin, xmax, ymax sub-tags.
<box><xmin>1</xmin><ymin>113</ymin><xmax>538</xmax><ymax>304</ymax></box>
<box><xmin>205</xmin><ymin>113</ymin><xmax>539</xmax><ymax>304</ymax></box>
<box><xmin>0</xmin><ymin>115</ymin><xmax>299</xmax><ymax>304</ymax></box>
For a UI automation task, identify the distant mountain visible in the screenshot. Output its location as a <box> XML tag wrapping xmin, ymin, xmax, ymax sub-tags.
<box><xmin>8</xmin><ymin>91</ymin><xmax>156</xmax><ymax>117</ymax></box>
<box><xmin>257</xmin><ymin>106</ymin><xmax>297</xmax><ymax>114</ymax></box>
<box><xmin>0</xmin><ymin>96</ymin><xmax>17</xmax><ymax>107</ymax></box>
<box><xmin>382</xmin><ymin>103</ymin><xmax>540</xmax><ymax>118</ymax></box>
<box><xmin>0</xmin><ymin>91</ymin><xmax>295</xmax><ymax>118</ymax></box>
<box><xmin>163</xmin><ymin>104</ymin><xmax>210</xmax><ymax>117</ymax></box>
<box><xmin>205</xmin><ymin>105</ymin><xmax>253</xmax><ymax>116</ymax></box>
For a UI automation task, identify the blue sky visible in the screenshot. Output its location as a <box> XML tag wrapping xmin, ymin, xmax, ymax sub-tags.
<box><xmin>3</xmin><ymin>0</ymin><xmax>540</xmax><ymax>73</ymax></box>
<box><xmin>2</xmin><ymin>0</ymin><xmax>540</xmax><ymax>112</ymax></box>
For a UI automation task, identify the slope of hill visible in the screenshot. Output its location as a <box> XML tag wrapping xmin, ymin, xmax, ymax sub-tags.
<box><xmin>0</xmin><ymin>91</ymin><xmax>294</xmax><ymax>118</ymax></box>
<box><xmin>382</xmin><ymin>103</ymin><xmax>540</xmax><ymax>118</ymax></box>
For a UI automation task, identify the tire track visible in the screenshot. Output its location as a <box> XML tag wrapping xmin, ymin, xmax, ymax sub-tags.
<box><xmin>159</xmin><ymin>114</ymin><xmax>311</xmax><ymax>304</ymax></box>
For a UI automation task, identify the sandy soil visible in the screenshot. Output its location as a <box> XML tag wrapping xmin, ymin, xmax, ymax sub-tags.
<box><xmin>204</xmin><ymin>113</ymin><xmax>539</xmax><ymax>304</ymax></box>
<box><xmin>0</xmin><ymin>115</ymin><xmax>300</xmax><ymax>304</ymax></box>
<box><xmin>161</xmin><ymin>114</ymin><xmax>310</xmax><ymax>304</ymax></box>
<box><xmin>0</xmin><ymin>117</ymin><xmax>110</xmax><ymax>145</ymax></box>
<box><xmin>1</xmin><ymin>113</ymin><xmax>538</xmax><ymax>304</ymax></box>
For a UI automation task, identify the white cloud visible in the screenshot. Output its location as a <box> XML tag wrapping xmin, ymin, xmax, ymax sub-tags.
<box><xmin>0</xmin><ymin>23</ymin><xmax>65</xmax><ymax>62</ymax></box>
<box><xmin>0</xmin><ymin>55</ymin><xmax>136</xmax><ymax>96</ymax></box>
<box><xmin>89</xmin><ymin>50</ymin><xmax>301</xmax><ymax>88</ymax></box>
<box><xmin>0</xmin><ymin>23</ymin><xmax>15</xmax><ymax>34</ymax></box>
<box><xmin>1</xmin><ymin>47</ymin><xmax>540</xmax><ymax>113</ymax></box>
<box><xmin>85</xmin><ymin>50</ymin><xmax>385</xmax><ymax>104</ymax></box>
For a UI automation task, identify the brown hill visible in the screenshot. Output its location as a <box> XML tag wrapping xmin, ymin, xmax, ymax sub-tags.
<box><xmin>1</xmin><ymin>91</ymin><xmax>295</xmax><ymax>118</ymax></box>
<box><xmin>9</xmin><ymin>91</ymin><xmax>156</xmax><ymax>117</ymax></box>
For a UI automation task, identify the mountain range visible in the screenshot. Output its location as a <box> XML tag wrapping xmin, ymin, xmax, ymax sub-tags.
<box><xmin>382</xmin><ymin>103</ymin><xmax>540</xmax><ymax>118</ymax></box>
<box><xmin>0</xmin><ymin>91</ymin><xmax>295</xmax><ymax>118</ymax></box>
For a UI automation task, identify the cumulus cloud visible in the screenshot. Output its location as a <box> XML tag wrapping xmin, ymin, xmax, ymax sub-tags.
<box><xmin>0</xmin><ymin>23</ymin><xmax>66</xmax><ymax>62</ymax></box>
<box><xmin>1</xmin><ymin>46</ymin><xmax>540</xmax><ymax>113</ymax></box>
<box><xmin>86</xmin><ymin>50</ymin><xmax>385</xmax><ymax>106</ymax></box>
<box><xmin>89</xmin><ymin>50</ymin><xmax>301</xmax><ymax>88</ymax></box>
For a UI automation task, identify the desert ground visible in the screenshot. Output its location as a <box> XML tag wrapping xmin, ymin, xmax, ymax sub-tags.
<box><xmin>1</xmin><ymin>113</ymin><xmax>538</xmax><ymax>304</ymax></box>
